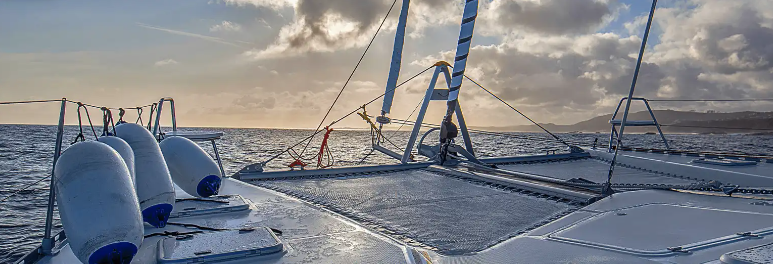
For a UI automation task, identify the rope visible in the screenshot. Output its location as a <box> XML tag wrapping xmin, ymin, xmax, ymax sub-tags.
<box><xmin>117</xmin><ymin>108</ymin><xmax>126</xmax><ymax>124</ymax></box>
<box><xmin>661</xmin><ymin>124</ymin><xmax>773</xmax><ymax>131</ymax></box>
<box><xmin>357</xmin><ymin>95</ymin><xmax>424</xmax><ymax>164</ymax></box>
<box><xmin>136</xmin><ymin>107</ymin><xmax>144</xmax><ymax>125</ymax></box>
<box><xmin>147</xmin><ymin>103</ymin><xmax>158</xmax><ymax>130</ymax></box>
<box><xmin>299</xmin><ymin>0</ymin><xmax>400</xmax><ymax>157</ymax></box>
<box><xmin>316</xmin><ymin>127</ymin><xmax>335</xmax><ymax>168</ymax></box>
<box><xmin>0</xmin><ymin>174</ymin><xmax>51</xmax><ymax>203</ymax></box>
<box><xmin>72</xmin><ymin>106</ymin><xmax>87</xmax><ymax>144</ymax></box>
<box><xmin>648</xmin><ymin>98</ymin><xmax>773</xmax><ymax>102</ymax></box>
<box><xmin>77</xmin><ymin>103</ymin><xmax>99</xmax><ymax>140</ymax></box>
<box><xmin>101</xmin><ymin>107</ymin><xmax>116</xmax><ymax>136</ymax></box>
<box><xmin>0</xmin><ymin>99</ymin><xmax>62</xmax><ymax>105</ymax></box>
<box><xmin>65</xmin><ymin>100</ymin><xmax>154</xmax><ymax>111</ymax></box>
<box><xmin>261</xmin><ymin>65</ymin><xmax>434</xmax><ymax>166</ymax></box>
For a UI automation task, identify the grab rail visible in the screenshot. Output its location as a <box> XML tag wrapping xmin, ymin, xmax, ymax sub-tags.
<box><xmin>41</xmin><ymin>98</ymin><xmax>66</xmax><ymax>255</ymax></box>
<box><xmin>607</xmin><ymin>97</ymin><xmax>669</xmax><ymax>152</ymax></box>
<box><xmin>152</xmin><ymin>97</ymin><xmax>177</xmax><ymax>139</ymax></box>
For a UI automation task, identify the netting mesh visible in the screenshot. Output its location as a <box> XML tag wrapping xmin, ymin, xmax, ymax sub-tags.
<box><xmin>254</xmin><ymin>170</ymin><xmax>575</xmax><ymax>255</ymax></box>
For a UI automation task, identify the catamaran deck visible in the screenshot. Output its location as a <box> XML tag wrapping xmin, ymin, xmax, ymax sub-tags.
<box><xmin>26</xmin><ymin>147</ymin><xmax>773</xmax><ymax>264</ymax></box>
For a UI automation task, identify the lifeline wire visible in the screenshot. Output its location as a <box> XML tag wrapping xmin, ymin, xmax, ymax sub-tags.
<box><xmin>0</xmin><ymin>99</ymin><xmax>62</xmax><ymax>105</ymax></box>
<box><xmin>648</xmin><ymin>98</ymin><xmax>773</xmax><ymax>102</ymax></box>
<box><xmin>0</xmin><ymin>174</ymin><xmax>52</xmax><ymax>203</ymax></box>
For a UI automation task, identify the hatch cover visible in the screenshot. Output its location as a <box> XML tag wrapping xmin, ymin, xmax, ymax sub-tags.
<box><xmin>157</xmin><ymin>227</ymin><xmax>283</xmax><ymax>263</ymax></box>
<box><xmin>550</xmin><ymin>204</ymin><xmax>773</xmax><ymax>256</ymax></box>
<box><xmin>170</xmin><ymin>195</ymin><xmax>250</xmax><ymax>218</ymax></box>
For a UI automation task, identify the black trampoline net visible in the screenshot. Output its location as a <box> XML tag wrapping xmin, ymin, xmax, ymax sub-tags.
<box><xmin>254</xmin><ymin>170</ymin><xmax>576</xmax><ymax>255</ymax></box>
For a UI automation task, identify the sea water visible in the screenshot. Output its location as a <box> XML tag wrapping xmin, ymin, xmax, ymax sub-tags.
<box><xmin>0</xmin><ymin>124</ymin><xmax>770</xmax><ymax>262</ymax></box>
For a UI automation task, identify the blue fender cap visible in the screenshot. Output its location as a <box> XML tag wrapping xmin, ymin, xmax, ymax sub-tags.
<box><xmin>88</xmin><ymin>241</ymin><xmax>138</xmax><ymax>264</ymax></box>
<box><xmin>142</xmin><ymin>203</ymin><xmax>173</xmax><ymax>228</ymax></box>
<box><xmin>197</xmin><ymin>175</ymin><xmax>221</xmax><ymax>197</ymax></box>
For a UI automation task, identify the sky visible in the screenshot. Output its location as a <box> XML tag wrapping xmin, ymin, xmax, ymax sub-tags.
<box><xmin>1</xmin><ymin>0</ymin><xmax>773</xmax><ymax>129</ymax></box>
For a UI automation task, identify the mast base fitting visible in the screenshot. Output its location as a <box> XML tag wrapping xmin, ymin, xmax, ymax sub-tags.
<box><xmin>440</xmin><ymin>120</ymin><xmax>458</xmax><ymax>141</ymax></box>
<box><xmin>376</xmin><ymin>116</ymin><xmax>391</xmax><ymax>124</ymax></box>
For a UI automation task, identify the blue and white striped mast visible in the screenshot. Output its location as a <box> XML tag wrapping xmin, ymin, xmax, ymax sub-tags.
<box><xmin>440</xmin><ymin>0</ymin><xmax>479</xmax><ymax>161</ymax></box>
<box><xmin>377</xmin><ymin>0</ymin><xmax>411</xmax><ymax>133</ymax></box>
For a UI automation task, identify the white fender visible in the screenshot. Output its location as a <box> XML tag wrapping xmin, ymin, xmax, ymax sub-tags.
<box><xmin>159</xmin><ymin>136</ymin><xmax>221</xmax><ymax>197</ymax></box>
<box><xmin>115</xmin><ymin>123</ymin><xmax>175</xmax><ymax>228</ymax></box>
<box><xmin>54</xmin><ymin>141</ymin><xmax>143</xmax><ymax>264</ymax></box>
<box><xmin>98</xmin><ymin>136</ymin><xmax>135</xmax><ymax>186</ymax></box>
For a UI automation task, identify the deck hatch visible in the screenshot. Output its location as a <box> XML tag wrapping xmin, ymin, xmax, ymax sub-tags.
<box><xmin>169</xmin><ymin>195</ymin><xmax>250</xmax><ymax>218</ymax></box>
<box><xmin>550</xmin><ymin>204</ymin><xmax>773</xmax><ymax>256</ymax></box>
<box><xmin>157</xmin><ymin>227</ymin><xmax>283</xmax><ymax>263</ymax></box>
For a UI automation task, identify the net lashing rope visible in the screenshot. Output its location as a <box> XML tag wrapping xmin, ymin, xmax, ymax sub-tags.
<box><xmin>100</xmin><ymin>107</ymin><xmax>117</xmax><ymax>136</ymax></box>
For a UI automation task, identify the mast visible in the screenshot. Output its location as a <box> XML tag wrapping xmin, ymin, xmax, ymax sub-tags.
<box><xmin>378</xmin><ymin>0</ymin><xmax>411</xmax><ymax>123</ymax></box>
<box><xmin>440</xmin><ymin>0</ymin><xmax>479</xmax><ymax>154</ymax></box>
<box><xmin>603</xmin><ymin>0</ymin><xmax>658</xmax><ymax>195</ymax></box>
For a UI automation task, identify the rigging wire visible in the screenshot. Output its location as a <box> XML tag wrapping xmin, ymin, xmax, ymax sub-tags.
<box><xmin>388</xmin><ymin>95</ymin><xmax>424</xmax><ymax>139</ymax></box>
<box><xmin>299</xmin><ymin>0</ymin><xmax>400</xmax><ymax>157</ymax></box>
<box><xmin>262</xmin><ymin>65</ymin><xmax>435</xmax><ymax>166</ymax></box>
<box><xmin>356</xmin><ymin>98</ymin><xmax>424</xmax><ymax>165</ymax></box>
<box><xmin>660</xmin><ymin>124</ymin><xmax>773</xmax><ymax>131</ymax></box>
<box><xmin>604</xmin><ymin>0</ymin><xmax>658</xmax><ymax>195</ymax></box>
<box><xmin>385</xmin><ymin>117</ymin><xmax>580</xmax><ymax>148</ymax></box>
<box><xmin>462</xmin><ymin>74</ymin><xmax>572</xmax><ymax>148</ymax></box>
<box><xmin>358</xmin><ymin>95</ymin><xmax>426</xmax><ymax>165</ymax></box>
<box><xmin>0</xmin><ymin>174</ymin><xmax>52</xmax><ymax>203</ymax></box>
<box><xmin>648</xmin><ymin>98</ymin><xmax>773</xmax><ymax>102</ymax></box>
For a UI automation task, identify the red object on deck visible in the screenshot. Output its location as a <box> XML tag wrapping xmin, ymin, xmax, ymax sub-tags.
<box><xmin>316</xmin><ymin>127</ymin><xmax>334</xmax><ymax>168</ymax></box>
<box><xmin>288</xmin><ymin>159</ymin><xmax>306</xmax><ymax>169</ymax></box>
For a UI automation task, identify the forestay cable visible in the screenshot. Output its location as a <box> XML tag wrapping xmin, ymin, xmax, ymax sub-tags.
<box><xmin>299</xmin><ymin>0</ymin><xmax>401</xmax><ymax>157</ymax></box>
<box><xmin>262</xmin><ymin>65</ymin><xmax>434</xmax><ymax>166</ymax></box>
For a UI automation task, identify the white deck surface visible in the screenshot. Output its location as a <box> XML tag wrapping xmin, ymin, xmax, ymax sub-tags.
<box><xmin>32</xmin><ymin>148</ymin><xmax>773</xmax><ymax>264</ymax></box>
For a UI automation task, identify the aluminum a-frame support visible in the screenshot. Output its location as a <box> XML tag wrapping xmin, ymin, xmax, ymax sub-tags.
<box><xmin>401</xmin><ymin>62</ymin><xmax>474</xmax><ymax>164</ymax></box>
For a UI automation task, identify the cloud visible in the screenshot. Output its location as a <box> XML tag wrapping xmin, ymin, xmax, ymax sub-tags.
<box><xmin>154</xmin><ymin>59</ymin><xmax>179</xmax><ymax>66</ymax></box>
<box><xmin>485</xmin><ymin>0</ymin><xmax>617</xmax><ymax>35</ymax></box>
<box><xmin>243</xmin><ymin>0</ymin><xmax>624</xmax><ymax>60</ymax></box>
<box><xmin>409</xmin><ymin>0</ymin><xmax>773</xmax><ymax>124</ymax></box>
<box><xmin>137</xmin><ymin>23</ymin><xmax>248</xmax><ymax>47</ymax></box>
<box><xmin>210</xmin><ymin>21</ymin><xmax>243</xmax><ymax>32</ymax></box>
<box><xmin>243</xmin><ymin>0</ymin><xmax>394</xmax><ymax>60</ymax></box>
<box><xmin>623</xmin><ymin>14</ymin><xmax>648</xmax><ymax>35</ymax></box>
<box><xmin>219</xmin><ymin>0</ymin><xmax>296</xmax><ymax>10</ymax></box>
<box><xmin>647</xmin><ymin>0</ymin><xmax>773</xmax><ymax>101</ymax></box>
